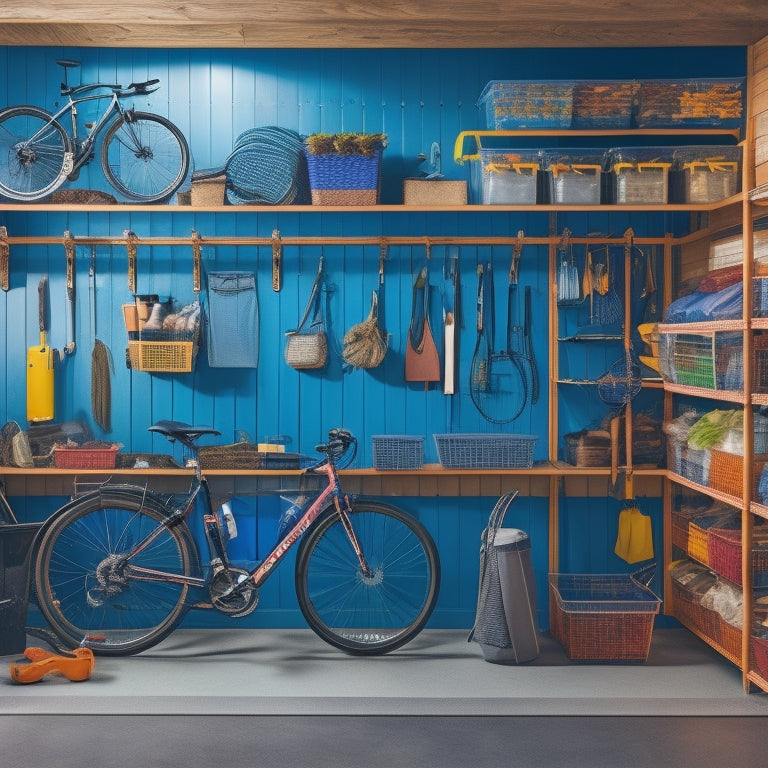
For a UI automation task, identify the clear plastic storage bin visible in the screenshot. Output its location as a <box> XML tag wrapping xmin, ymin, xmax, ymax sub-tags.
<box><xmin>544</xmin><ymin>149</ymin><xmax>605</xmax><ymax>205</ymax></box>
<box><xmin>608</xmin><ymin>147</ymin><xmax>673</xmax><ymax>205</ymax></box>
<box><xmin>671</xmin><ymin>145</ymin><xmax>742</xmax><ymax>204</ymax></box>
<box><xmin>469</xmin><ymin>149</ymin><xmax>541</xmax><ymax>205</ymax></box>
<box><xmin>477</xmin><ymin>80</ymin><xmax>574</xmax><ymax>130</ymax></box>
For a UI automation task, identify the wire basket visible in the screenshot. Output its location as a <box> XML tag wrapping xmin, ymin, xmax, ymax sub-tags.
<box><xmin>549</xmin><ymin>573</ymin><xmax>660</xmax><ymax>663</ymax></box>
<box><xmin>434</xmin><ymin>433</ymin><xmax>537</xmax><ymax>469</ymax></box>
<box><xmin>371</xmin><ymin>435</ymin><xmax>424</xmax><ymax>471</ymax></box>
<box><xmin>708</xmin><ymin>526</ymin><xmax>768</xmax><ymax>587</ymax></box>
<box><xmin>708</xmin><ymin>449</ymin><xmax>768</xmax><ymax>499</ymax></box>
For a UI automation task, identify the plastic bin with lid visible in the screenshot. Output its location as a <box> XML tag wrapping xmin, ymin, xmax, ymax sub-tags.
<box><xmin>469</xmin><ymin>149</ymin><xmax>541</xmax><ymax>205</ymax></box>
<box><xmin>544</xmin><ymin>148</ymin><xmax>606</xmax><ymax>205</ymax></box>
<box><xmin>476</xmin><ymin>80</ymin><xmax>574</xmax><ymax>130</ymax></box>
<box><xmin>670</xmin><ymin>145</ymin><xmax>742</xmax><ymax>204</ymax></box>
<box><xmin>608</xmin><ymin>147</ymin><xmax>673</xmax><ymax>205</ymax></box>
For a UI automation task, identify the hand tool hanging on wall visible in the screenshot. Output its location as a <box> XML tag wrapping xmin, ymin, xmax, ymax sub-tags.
<box><xmin>443</xmin><ymin>246</ymin><xmax>459</xmax><ymax>395</ymax></box>
<box><xmin>27</xmin><ymin>275</ymin><xmax>55</xmax><ymax>423</ymax></box>
<box><xmin>90</xmin><ymin>245</ymin><xmax>112</xmax><ymax>432</ymax></box>
<box><xmin>507</xmin><ymin>232</ymin><xmax>536</xmax><ymax>408</ymax></box>
<box><xmin>471</xmin><ymin>261</ymin><xmax>527</xmax><ymax>424</ymax></box>
<box><xmin>62</xmin><ymin>231</ymin><xmax>76</xmax><ymax>357</ymax></box>
<box><xmin>405</xmin><ymin>260</ymin><xmax>441</xmax><ymax>387</ymax></box>
<box><xmin>0</xmin><ymin>226</ymin><xmax>9</xmax><ymax>292</ymax></box>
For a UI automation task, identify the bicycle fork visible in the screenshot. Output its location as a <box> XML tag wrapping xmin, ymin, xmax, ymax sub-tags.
<box><xmin>334</xmin><ymin>494</ymin><xmax>375</xmax><ymax>579</ymax></box>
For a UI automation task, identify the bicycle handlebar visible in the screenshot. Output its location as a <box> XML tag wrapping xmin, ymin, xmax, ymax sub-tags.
<box><xmin>314</xmin><ymin>429</ymin><xmax>357</xmax><ymax>466</ymax></box>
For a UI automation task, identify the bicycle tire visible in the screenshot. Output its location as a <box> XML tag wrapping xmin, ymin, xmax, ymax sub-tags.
<box><xmin>34</xmin><ymin>487</ymin><xmax>200</xmax><ymax>656</ymax></box>
<box><xmin>0</xmin><ymin>106</ymin><xmax>72</xmax><ymax>201</ymax></box>
<box><xmin>295</xmin><ymin>499</ymin><xmax>441</xmax><ymax>655</ymax></box>
<box><xmin>100</xmin><ymin>111</ymin><xmax>189</xmax><ymax>203</ymax></box>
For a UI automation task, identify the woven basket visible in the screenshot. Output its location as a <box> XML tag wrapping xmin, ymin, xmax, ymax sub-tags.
<box><xmin>671</xmin><ymin>579</ymin><xmax>741</xmax><ymax>663</ymax></box>
<box><xmin>564</xmin><ymin>430</ymin><xmax>611</xmax><ymax>467</ymax></box>
<box><xmin>305</xmin><ymin>149</ymin><xmax>382</xmax><ymax>206</ymax></box>
<box><xmin>191</xmin><ymin>174</ymin><xmax>227</xmax><ymax>206</ymax></box>
<box><xmin>198</xmin><ymin>442</ymin><xmax>262</xmax><ymax>470</ymax></box>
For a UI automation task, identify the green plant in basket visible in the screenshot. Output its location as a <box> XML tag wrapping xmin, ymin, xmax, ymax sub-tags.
<box><xmin>305</xmin><ymin>132</ymin><xmax>386</xmax><ymax>157</ymax></box>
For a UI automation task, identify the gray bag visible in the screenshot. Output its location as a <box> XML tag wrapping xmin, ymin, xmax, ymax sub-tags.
<box><xmin>206</xmin><ymin>271</ymin><xmax>259</xmax><ymax>368</ymax></box>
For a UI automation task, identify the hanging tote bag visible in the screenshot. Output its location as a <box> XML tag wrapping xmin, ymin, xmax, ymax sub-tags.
<box><xmin>206</xmin><ymin>271</ymin><xmax>259</xmax><ymax>368</ymax></box>
<box><xmin>285</xmin><ymin>258</ymin><xmax>328</xmax><ymax>370</ymax></box>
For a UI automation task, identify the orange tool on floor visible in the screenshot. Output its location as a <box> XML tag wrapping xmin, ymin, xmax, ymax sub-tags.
<box><xmin>9</xmin><ymin>647</ymin><xmax>95</xmax><ymax>684</ymax></box>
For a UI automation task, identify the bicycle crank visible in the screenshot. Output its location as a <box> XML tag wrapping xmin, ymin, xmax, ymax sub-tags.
<box><xmin>209</xmin><ymin>568</ymin><xmax>259</xmax><ymax>617</ymax></box>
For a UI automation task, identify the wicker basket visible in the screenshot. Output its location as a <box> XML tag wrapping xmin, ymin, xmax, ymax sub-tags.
<box><xmin>198</xmin><ymin>442</ymin><xmax>262</xmax><ymax>470</ymax></box>
<box><xmin>564</xmin><ymin>430</ymin><xmax>611</xmax><ymax>467</ymax></box>
<box><xmin>549</xmin><ymin>573</ymin><xmax>660</xmax><ymax>662</ymax></box>
<box><xmin>752</xmin><ymin>634</ymin><xmax>768</xmax><ymax>679</ymax></box>
<box><xmin>671</xmin><ymin>579</ymin><xmax>741</xmax><ymax>662</ymax></box>
<box><xmin>305</xmin><ymin>149</ymin><xmax>382</xmax><ymax>206</ymax></box>
<box><xmin>128</xmin><ymin>340</ymin><xmax>196</xmax><ymax>373</ymax></box>
<box><xmin>191</xmin><ymin>173</ymin><xmax>227</xmax><ymax>206</ymax></box>
<box><xmin>54</xmin><ymin>445</ymin><xmax>120</xmax><ymax>469</ymax></box>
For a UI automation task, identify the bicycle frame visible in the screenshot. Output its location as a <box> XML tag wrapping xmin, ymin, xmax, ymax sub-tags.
<box><xmin>123</xmin><ymin>458</ymin><xmax>372</xmax><ymax>596</ymax></box>
<box><xmin>36</xmin><ymin>85</ymin><xmax>127</xmax><ymax>180</ymax></box>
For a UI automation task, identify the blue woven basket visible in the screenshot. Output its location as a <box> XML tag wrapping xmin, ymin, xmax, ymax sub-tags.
<box><xmin>304</xmin><ymin>148</ymin><xmax>382</xmax><ymax>205</ymax></box>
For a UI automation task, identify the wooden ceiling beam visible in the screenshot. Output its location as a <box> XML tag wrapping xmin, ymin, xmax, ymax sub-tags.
<box><xmin>1</xmin><ymin>1</ymin><xmax>768</xmax><ymax>48</ymax></box>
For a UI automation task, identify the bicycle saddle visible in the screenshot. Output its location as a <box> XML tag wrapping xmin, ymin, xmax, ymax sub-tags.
<box><xmin>149</xmin><ymin>420</ymin><xmax>221</xmax><ymax>447</ymax></box>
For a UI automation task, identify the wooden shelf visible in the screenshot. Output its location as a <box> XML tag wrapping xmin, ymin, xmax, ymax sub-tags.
<box><xmin>0</xmin><ymin>196</ymin><xmax>746</xmax><ymax>215</ymax></box>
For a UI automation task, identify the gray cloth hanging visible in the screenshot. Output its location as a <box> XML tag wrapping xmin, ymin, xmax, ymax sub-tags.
<box><xmin>206</xmin><ymin>271</ymin><xmax>259</xmax><ymax>368</ymax></box>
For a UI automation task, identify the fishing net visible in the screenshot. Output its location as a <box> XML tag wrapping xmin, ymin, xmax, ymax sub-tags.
<box><xmin>597</xmin><ymin>351</ymin><xmax>642</xmax><ymax>405</ymax></box>
<box><xmin>342</xmin><ymin>290</ymin><xmax>388</xmax><ymax>369</ymax></box>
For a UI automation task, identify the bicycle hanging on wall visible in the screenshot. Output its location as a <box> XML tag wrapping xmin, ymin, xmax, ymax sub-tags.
<box><xmin>0</xmin><ymin>59</ymin><xmax>189</xmax><ymax>203</ymax></box>
<box><xmin>32</xmin><ymin>421</ymin><xmax>441</xmax><ymax>657</ymax></box>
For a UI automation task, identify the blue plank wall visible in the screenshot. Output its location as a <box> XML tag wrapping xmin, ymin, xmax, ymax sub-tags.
<box><xmin>0</xmin><ymin>46</ymin><xmax>747</xmax><ymax>632</ymax></box>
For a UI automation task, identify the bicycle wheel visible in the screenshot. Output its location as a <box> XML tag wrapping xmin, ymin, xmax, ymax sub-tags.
<box><xmin>0</xmin><ymin>106</ymin><xmax>71</xmax><ymax>201</ymax></box>
<box><xmin>34</xmin><ymin>487</ymin><xmax>200</xmax><ymax>656</ymax></box>
<box><xmin>101</xmin><ymin>111</ymin><xmax>189</xmax><ymax>202</ymax></box>
<box><xmin>295</xmin><ymin>500</ymin><xmax>440</xmax><ymax>655</ymax></box>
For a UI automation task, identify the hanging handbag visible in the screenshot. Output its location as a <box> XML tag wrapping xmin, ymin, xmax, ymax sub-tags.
<box><xmin>285</xmin><ymin>258</ymin><xmax>328</xmax><ymax>370</ymax></box>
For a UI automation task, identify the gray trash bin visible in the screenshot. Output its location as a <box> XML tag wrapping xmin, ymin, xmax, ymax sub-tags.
<box><xmin>469</xmin><ymin>491</ymin><xmax>540</xmax><ymax>664</ymax></box>
<box><xmin>0</xmin><ymin>523</ymin><xmax>42</xmax><ymax>655</ymax></box>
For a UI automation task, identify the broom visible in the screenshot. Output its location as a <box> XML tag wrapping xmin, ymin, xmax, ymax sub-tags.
<box><xmin>89</xmin><ymin>246</ymin><xmax>111</xmax><ymax>432</ymax></box>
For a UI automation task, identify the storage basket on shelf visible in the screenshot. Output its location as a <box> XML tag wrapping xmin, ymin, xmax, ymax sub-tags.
<box><xmin>668</xmin><ymin>330</ymin><xmax>742</xmax><ymax>390</ymax></box>
<box><xmin>708</xmin><ymin>449</ymin><xmax>768</xmax><ymax>499</ymax></box>
<box><xmin>371</xmin><ymin>435</ymin><xmax>424</xmax><ymax>471</ymax></box>
<box><xmin>670</xmin><ymin>577</ymin><xmax>742</xmax><ymax>662</ymax></box>
<box><xmin>548</xmin><ymin>573</ymin><xmax>661</xmax><ymax>663</ymax></box>
<box><xmin>708</xmin><ymin>526</ymin><xmax>768</xmax><ymax>587</ymax></box>
<box><xmin>190</xmin><ymin>168</ymin><xmax>227</xmax><ymax>206</ymax></box>
<box><xmin>563</xmin><ymin>429</ymin><xmax>611</xmax><ymax>467</ymax></box>
<box><xmin>303</xmin><ymin>133</ymin><xmax>385</xmax><ymax>206</ymax></box>
<box><xmin>476</xmin><ymin>80</ymin><xmax>574</xmax><ymax>130</ymax></box>
<box><xmin>434</xmin><ymin>433</ymin><xmax>537</xmax><ymax>469</ymax></box>
<box><xmin>680</xmin><ymin>447</ymin><xmax>711</xmax><ymax>486</ymax></box>
<box><xmin>53</xmin><ymin>443</ymin><xmax>120</xmax><ymax>469</ymax></box>
<box><xmin>752</xmin><ymin>633</ymin><xmax>768</xmax><ymax>680</ymax></box>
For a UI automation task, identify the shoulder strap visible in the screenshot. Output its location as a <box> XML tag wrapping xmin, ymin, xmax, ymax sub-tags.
<box><xmin>294</xmin><ymin>257</ymin><xmax>325</xmax><ymax>332</ymax></box>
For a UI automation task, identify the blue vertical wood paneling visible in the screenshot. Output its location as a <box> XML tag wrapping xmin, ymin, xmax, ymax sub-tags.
<box><xmin>0</xmin><ymin>45</ymin><xmax>746</xmax><ymax>631</ymax></box>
